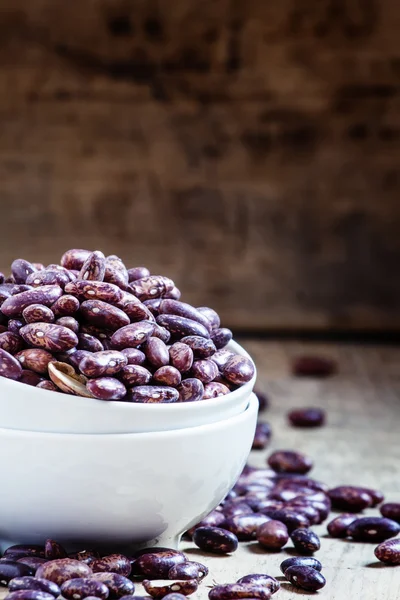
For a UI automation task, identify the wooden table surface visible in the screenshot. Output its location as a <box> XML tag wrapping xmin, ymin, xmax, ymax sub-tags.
<box><xmin>1</xmin><ymin>340</ymin><xmax>399</xmax><ymax>600</ymax></box>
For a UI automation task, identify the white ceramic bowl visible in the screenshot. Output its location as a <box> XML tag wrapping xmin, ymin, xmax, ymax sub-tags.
<box><xmin>0</xmin><ymin>340</ymin><xmax>255</xmax><ymax>434</ymax></box>
<box><xmin>0</xmin><ymin>392</ymin><xmax>258</xmax><ymax>553</ymax></box>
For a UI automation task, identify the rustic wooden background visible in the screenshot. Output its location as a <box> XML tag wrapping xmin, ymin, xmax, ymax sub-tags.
<box><xmin>1</xmin><ymin>0</ymin><xmax>400</xmax><ymax>332</ymax></box>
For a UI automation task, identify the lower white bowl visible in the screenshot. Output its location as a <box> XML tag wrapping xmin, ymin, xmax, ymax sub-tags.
<box><xmin>0</xmin><ymin>392</ymin><xmax>258</xmax><ymax>553</ymax></box>
<box><xmin>0</xmin><ymin>340</ymin><xmax>255</xmax><ymax>434</ymax></box>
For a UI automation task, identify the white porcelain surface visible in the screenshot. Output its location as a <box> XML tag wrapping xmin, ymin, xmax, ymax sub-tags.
<box><xmin>0</xmin><ymin>340</ymin><xmax>256</xmax><ymax>434</ymax></box>
<box><xmin>0</xmin><ymin>393</ymin><xmax>258</xmax><ymax>553</ymax></box>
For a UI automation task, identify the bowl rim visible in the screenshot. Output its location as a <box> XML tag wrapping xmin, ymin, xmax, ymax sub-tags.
<box><xmin>0</xmin><ymin>392</ymin><xmax>258</xmax><ymax>439</ymax></box>
<box><xmin>0</xmin><ymin>339</ymin><xmax>256</xmax><ymax>413</ymax></box>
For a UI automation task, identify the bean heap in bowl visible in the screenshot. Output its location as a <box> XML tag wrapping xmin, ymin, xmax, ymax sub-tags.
<box><xmin>0</xmin><ymin>250</ymin><xmax>255</xmax><ymax>402</ymax></box>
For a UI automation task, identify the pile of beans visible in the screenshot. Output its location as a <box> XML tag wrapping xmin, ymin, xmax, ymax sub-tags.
<box><xmin>0</xmin><ymin>250</ymin><xmax>255</xmax><ymax>402</ymax></box>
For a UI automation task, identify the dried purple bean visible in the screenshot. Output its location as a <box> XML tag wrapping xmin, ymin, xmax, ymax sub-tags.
<box><xmin>79</xmin><ymin>351</ymin><xmax>127</xmax><ymax>378</ymax></box>
<box><xmin>180</xmin><ymin>336</ymin><xmax>216</xmax><ymax>359</ymax></box>
<box><xmin>159</xmin><ymin>300</ymin><xmax>212</xmax><ymax>333</ymax></box>
<box><xmin>11</xmin><ymin>259</ymin><xmax>37</xmax><ymax>284</ymax></box>
<box><xmin>292</xmin><ymin>355</ymin><xmax>337</xmax><ymax>377</ymax></box>
<box><xmin>0</xmin><ymin>331</ymin><xmax>24</xmax><ymax>354</ymax></box>
<box><xmin>86</xmin><ymin>377</ymin><xmax>126</xmax><ymax>400</ymax></box>
<box><xmin>44</xmin><ymin>539</ymin><xmax>67</xmax><ymax>560</ymax></box>
<box><xmin>167</xmin><ymin>562</ymin><xmax>208</xmax><ymax>581</ymax></box>
<box><xmin>222</xmin><ymin>355</ymin><xmax>255</xmax><ymax>385</ymax></box>
<box><xmin>284</xmin><ymin>566</ymin><xmax>326</xmax><ymax>591</ymax></box>
<box><xmin>61</xmin><ymin>578</ymin><xmax>109</xmax><ymax>600</ymax></box>
<box><xmin>119</xmin><ymin>365</ymin><xmax>152</xmax><ymax>387</ymax></box>
<box><xmin>3</xmin><ymin>545</ymin><xmax>45</xmax><ymax>559</ymax></box>
<box><xmin>130</xmin><ymin>276</ymin><xmax>174</xmax><ymax>301</ymax></box>
<box><xmin>78</xmin><ymin>333</ymin><xmax>104</xmax><ymax>353</ymax></box>
<box><xmin>203</xmin><ymin>381</ymin><xmax>230</xmax><ymax>399</ymax></box>
<box><xmin>36</xmin><ymin>380</ymin><xmax>57</xmax><ymax>392</ymax></box>
<box><xmin>26</xmin><ymin>270</ymin><xmax>70</xmax><ymax>289</ymax></box>
<box><xmin>208</xmin><ymin>583</ymin><xmax>271</xmax><ymax>600</ymax></box>
<box><xmin>380</xmin><ymin>502</ymin><xmax>400</xmax><ymax>523</ymax></box>
<box><xmin>128</xmin><ymin>267</ymin><xmax>150</xmax><ymax>282</ymax></box>
<box><xmin>288</xmin><ymin>407</ymin><xmax>326</xmax><ymax>428</ymax></box>
<box><xmin>120</xmin><ymin>348</ymin><xmax>146</xmax><ymax>365</ymax></box>
<box><xmin>236</xmin><ymin>574</ymin><xmax>279</xmax><ymax>595</ymax></box>
<box><xmin>56</xmin><ymin>316</ymin><xmax>80</xmax><ymax>333</ymax></box>
<box><xmin>110</xmin><ymin>322</ymin><xmax>155</xmax><ymax>350</ymax></box>
<box><xmin>68</xmin><ymin>550</ymin><xmax>101</xmax><ymax>565</ymax></box>
<box><xmin>177</xmin><ymin>378</ymin><xmax>204</xmax><ymax>402</ymax></box>
<box><xmin>327</xmin><ymin>514</ymin><xmax>357</xmax><ymax>537</ymax></box>
<box><xmin>90</xmin><ymin>573</ymin><xmax>134</xmax><ymax>599</ymax></box>
<box><xmin>51</xmin><ymin>295</ymin><xmax>80</xmax><ymax>317</ymax></box>
<box><xmin>193</xmin><ymin>527</ymin><xmax>238</xmax><ymax>554</ymax></box>
<box><xmin>211</xmin><ymin>328</ymin><xmax>232</xmax><ymax>350</ymax></box>
<box><xmin>259</xmin><ymin>509</ymin><xmax>310</xmax><ymax>533</ymax></box>
<box><xmin>328</xmin><ymin>486</ymin><xmax>373</xmax><ymax>512</ymax></box>
<box><xmin>190</xmin><ymin>359</ymin><xmax>218</xmax><ymax>384</ymax></box>
<box><xmin>0</xmin><ymin>348</ymin><xmax>23</xmax><ymax>380</ymax></box>
<box><xmin>78</xmin><ymin>251</ymin><xmax>106</xmax><ymax>282</ymax></box>
<box><xmin>144</xmin><ymin>337</ymin><xmax>169</xmax><ymax>368</ymax></box>
<box><xmin>20</xmin><ymin>322</ymin><xmax>78</xmax><ymax>352</ymax></box>
<box><xmin>91</xmin><ymin>555</ymin><xmax>131</xmax><ymax>577</ymax></box>
<box><xmin>4</xmin><ymin>591</ymin><xmax>54</xmax><ymax>600</ymax></box>
<box><xmin>143</xmin><ymin>580</ymin><xmax>197</xmax><ymax>599</ymax></box>
<box><xmin>169</xmin><ymin>343</ymin><xmax>193</xmax><ymax>373</ymax></box>
<box><xmin>224</xmin><ymin>514</ymin><xmax>270</xmax><ymax>540</ymax></box>
<box><xmin>7</xmin><ymin>319</ymin><xmax>25</xmax><ymax>334</ymax></box>
<box><xmin>127</xmin><ymin>385</ymin><xmax>179</xmax><ymax>403</ymax></box>
<box><xmin>22</xmin><ymin>304</ymin><xmax>54</xmax><ymax>324</ymax></box>
<box><xmin>16</xmin><ymin>349</ymin><xmax>55</xmax><ymax>374</ymax></box>
<box><xmin>374</xmin><ymin>539</ymin><xmax>400</xmax><ymax>565</ymax></box>
<box><xmin>346</xmin><ymin>517</ymin><xmax>400</xmax><ymax>542</ymax></box>
<box><xmin>280</xmin><ymin>556</ymin><xmax>322</xmax><ymax>575</ymax></box>
<box><xmin>153</xmin><ymin>365</ymin><xmax>181</xmax><ymax>386</ymax></box>
<box><xmin>1</xmin><ymin>286</ymin><xmax>63</xmax><ymax>317</ymax></box>
<box><xmin>252</xmin><ymin>422</ymin><xmax>271</xmax><ymax>450</ymax></box>
<box><xmin>80</xmin><ymin>300</ymin><xmax>130</xmax><ymax>331</ymax></box>
<box><xmin>151</xmin><ymin>324</ymin><xmax>171</xmax><ymax>343</ymax></box>
<box><xmin>135</xmin><ymin>551</ymin><xmax>186</xmax><ymax>580</ymax></box>
<box><xmin>256</xmin><ymin>520</ymin><xmax>289</xmax><ymax>550</ymax></box>
<box><xmin>104</xmin><ymin>256</ymin><xmax>129</xmax><ymax>289</ymax></box>
<box><xmin>196</xmin><ymin>307</ymin><xmax>220</xmax><ymax>330</ymax></box>
<box><xmin>36</xmin><ymin>559</ymin><xmax>92</xmax><ymax>585</ymax></box>
<box><xmin>0</xmin><ymin>561</ymin><xmax>35</xmax><ymax>584</ymax></box>
<box><xmin>267</xmin><ymin>450</ymin><xmax>313</xmax><ymax>474</ymax></box>
<box><xmin>61</xmin><ymin>249</ymin><xmax>91</xmax><ymax>270</ymax></box>
<box><xmin>290</xmin><ymin>528</ymin><xmax>321</xmax><ymax>554</ymax></box>
<box><xmin>156</xmin><ymin>315</ymin><xmax>209</xmax><ymax>339</ymax></box>
<box><xmin>143</xmin><ymin>299</ymin><xmax>162</xmax><ymax>316</ymax></box>
<box><xmin>9</xmin><ymin>577</ymin><xmax>60</xmax><ymax>598</ymax></box>
<box><xmin>210</xmin><ymin>350</ymin><xmax>234</xmax><ymax>370</ymax></box>
<box><xmin>65</xmin><ymin>281</ymin><xmax>123</xmax><ymax>304</ymax></box>
<box><xmin>16</xmin><ymin>558</ymin><xmax>48</xmax><ymax>572</ymax></box>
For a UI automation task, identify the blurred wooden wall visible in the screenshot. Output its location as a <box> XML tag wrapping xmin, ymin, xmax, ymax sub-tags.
<box><xmin>1</xmin><ymin>0</ymin><xmax>400</xmax><ymax>332</ymax></box>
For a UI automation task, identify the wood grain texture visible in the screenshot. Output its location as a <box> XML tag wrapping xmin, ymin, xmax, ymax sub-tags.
<box><xmin>0</xmin><ymin>340</ymin><xmax>398</xmax><ymax>599</ymax></box>
<box><xmin>1</xmin><ymin>1</ymin><xmax>400</xmax><ymax>330</ymax></box>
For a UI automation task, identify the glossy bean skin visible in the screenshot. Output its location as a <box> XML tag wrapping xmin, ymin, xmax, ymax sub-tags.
<box><xmin>208</xmin><ymin>583</ymin><xmax>271</xmax><ymax>600</ymax></box>
<box><xmin>151</xmin><ymin>324</ymin><xmax>171</xmax><ymax>343</ymax></box>
<box><xmin>126</xmin><ymin>385</ymin><xmax>179</xmax><ymax>403</ymax></box>
<box><xmin>380</xmin><ymin>502</ymin><xmax>400</xmax><ymax>523</ymax></box>
<box><xmin>22</xmin><ymin>304</ymin><xmax>55</xmax><ymax>324</ymax></box>
<box><xmin>79</xmin><ymin>351</ymin><xmax>128</xmax><ymax>378</ymax></box>
<box><xmin>143</xmin><ymin>579</ymin><xmax>198</xmax><ymax>599</ymax></box>
<box><xmin>136</xmin><ymin>551</ymin><xmax>186</xmax><ymax>579</ymax></box>
<box><xmin>193</xmin><ymin>527</ymin><xmax>238</xmax><ymax>554</ymax></box>
<box><xmin>285</xmin><ymin>566</ymin><xmax>326</xmax><ymax>591</ymax></box>
<box><xmin>159</xmin><ymin>300</ymin><xmax>212</xmax><ymax>333</ymax></box>
<box><xmin>0</xmin><ymin>331</ymin><xmax>24</xmax><ymax>355</ymax></box>
<box><xmin>20</xmin><ymin>323</ymin><xmax>78</xmax><ymax>352</ymax></box>
<box><xmin>0</xmin><ymin>349</ymin><xmax>23</xmax><ymax>380</ymax></box>
<box><xmin>167</xmin><ymin>562</ymin><xmax>208</xmax><ymax>581</ymax></box>
<box><xmin>257</xmin><ymin>520</ymin><xmax>289</xmax><ymax>550</ymax></box>
<box><xmin>26</xmin><ymin>269</ymin><xmax>70</xmax><ymax>289</ymax></box>
<box><xmin>104</xmin><ymin>256</ymin><xmax>129</xmax><ymax>289</ymax></box>
<box><xmin>210</xmin><ymin>350</ymin><xmax>234</xmax><ymax>370</ymax></box>
<box><xmin>7</xmin><ymin>319</ymin><xmax>25</xmax><ymax>334</ymax></box>
<box><xmin>222</xmin><ymin>355</ymin><xmax>255</xmax><ymax>385</ymax></box>
<box><xmin>90</xmin><ymin>573</ymin><xmax>135</xmax><ymax>599</ymax></box>
<box><xmin>153</xmin><ymin>366</ymin><xmax>181</xmax><ymax>387</ymax></box>
<box><xmin>196</xmin><ymin>307</ymin><xmax>220</xmax><ymax>330</ymax></box>
<box><xmin>128</xmin><ymin>267</ymin><xmax>150</xmax><ymax>282</ymax></box>
<box><xmin>163</xmin><ymin>287</ymin><xmax>181</xmax><ymax>300</ymax></box>
<box><xmin>359</xmin><ymin>487</ymin><xmax>384</xmax><ymax>507</ymax></box>
<box><xmin>0</xmin><ymin>561</ymin><xmax>35</xmax><ymax>584</ymax></box>
<box><xmin>65</xmin><ymin>281</ymin><xmax>123</xmax><ymax>304</ymax></box>
<box><xmin>110</xmin><ymin>322</ymin><xmax>155</xmax><ymax>350</ymax></box>
<box><xmin>327</xmin><ymin>514</ymin><xmax>357</xmax><ymax>538</ymax></box>
<box><xmin>222</xmin><ymin>500</ymin><xmax>253</xmax><ymax>518</ymax></box>
<box><xmin>1</xmin><ymin>286</ymin><xmax>63</xmax><ymax>317</ymax></box>
<box><xmin>16</xmin><ymin>349</ymin><xmax>55</xmax><ymax>374</ymax></box>
<box><xmin>11</xmin><ymin>259</ymin><xmax>37</xmax><ymax>284</ymax></box>
<box><xmin>374</xmin><ymin>539</ymin><xmax>400</xmax><ymax>565</ymax></box>
<box><xmin>36</xmin><ymin>380</ymin><xmax>57</xmax><ymax>392</ymax></box>
<box><xmin>4</xmin><ymin>591</ymin><xmax>54</xmax><ymax>600</ymax></box>
<box><xmin>36</xmin><ymin>559</ymin><xmax>92</xmax><ymax>585</ymax></box>
<box><xmin>61</xmin><ymin>249</ymin><xmax>91</xmax><ymax>270</ymax></box>
<box><xmin>119</xmin><ymin>364</ymin><xmax>152</xmax><ymax>386</ymax></box>
<box><xmin>78</xmin><ymin>334</ymin><xmax>104</xmax><ymax>353</ymax></box>
<box><xmin>267</xmin><ymin>451</ymin><xmax>313</xmax><ymax>475</ymax></box>
<box><xmin>288</xmin><ymin>408</ymin><xmax>325</xmax><ymax>428</ymax></box>
<box><xmin>67</xmin><ymin>349</ymin><xmax>91</xmax><ymax>371</ymax></box>
<box><xmin>86</xmin><ymin>377</ymin><xmax>127</xmax><ymax>400</ymax></box>
<box><xmin>328</xmin><ymin>486</ymin><xmax>373</xmax><ymax>512</ymax></box>
<box><xmin>68</xmin><ymin>550</ymin><xmax>101</xmax><ymax>565</ymax></box>
<box><xmin>121</xmin><ymin>348</ymin><xmax>146</xmax><ymax>365</ymax></box>
<box><xmin>203</xmin><ymin>382</ymin><xmax>230</xmax><ymax>399</ymax></box>
<box><xmin>224</xmin><ymin>514</ymin><xmax>270</xmax><ymax>540</ymax></box>
<box><xmin>91</xmin><ymin>555</ymin><xmax>131</xmax><ymax>577</ymax></box>
<box><xmin>236</xmin><ymin>574</ymin><xmax>280</xmax><ymax>595</ymax></box>
<box><xmin>9</xmin><ymin>577</ymin><xmax>60</xmax><ymax>598</ymax></box>
<box><xmin>177</xmin><ymin>378</ymin><xmax>204</xmax><ymax>402</ymax></box>
<box><xmin>44</xmin><ymin>539</ymin><xmax>67</xmax><ymax>559</ymax></box>
<box><xmin>285</xmin><ymin>501</ymin><xmax>320</xmax><ymax>526</ymax></box>
<box><xmin>210</xmin><ymin>328</ymin><xmax>232</xmax><ymax>350</ymax></box>
<box><xmin>130</xmin><ymin>276</ymin><xmax>174</xmax><ymax>301</ymax></box>
<box><xmin>51</xmin><ymin>295</ymin><xmax>80</xmax><ymax>317</ymax></box>
<box><xmin>260</xmin><ymin>509</ymin><xmax>310</xmax><ymax>533</ymax></box>
<box><xmin>280</xmin><ymin>556</ymin><xmax>322</xmax><ymax>575</ymax></box>
<box><xmin>290</xmin><ymin>528</ymin><xmax>321</xmax><ymax>554</ymax></box>
<box><xmin>191</xmin><ymin>360</ymin><xmax>219</xmax><ymax>384</ymax></box>
<box><xmin>346</xmin><ymin>517</ymin><xmax>400</xmax><ymax>542</ymax></box>
<box><xmin>156</xmin><ymin>315</ymin><xmax>210</xmax><ymax>340</ymax></box>
<box><xmin>187</xmin><ymin>510</ymin><xmax>226</xmax><ymax>537</ymax></box>
<box><xmin>143</xmin><ymin>299</ymin><xmax>162</xmax><ymax>316</ymax></box>
<box><xmin>169</xmin><ymin>343</ymin><xmax>193</xmax><ymax>373</ymax></box>
<box><xmin>144</xmin><ymin>337</ymin><xmax>170</xmax><ymax>368</ymax></box>
<box><xmin>16</xmin><ymin>558</ymin><xmax>48</xmax><ymax>573</ymax></box>
<box><xmin>3</xmin><ymin>545</ymin><xmax>45</xmax><ymax>559</ymax></box>
<box><xmin>179</xmin><ymin>336</ymin><xmax>216</xmax><ymax>359</ymax></box>
<box><xmin>80</xmin><ymin>300</ymin><xmax>130</xmax><ymax>331</ymax></box>
<box><xmin>61</xmin><ymin>578</ymin><xmax>109</xmax><ymax>600</ymax></box>
<box><xmin>78</xmin><ymin>251</ymin><xmax>106</xmax><ymax>282</ymax></box>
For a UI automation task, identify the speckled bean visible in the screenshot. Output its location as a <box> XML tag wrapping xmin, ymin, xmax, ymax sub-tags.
<box><xmin>210</xmin><ymin>350</ymin><xmax>235</xmax><ymax>370</ymax></box>
<box><xmin>144</xmin><ymin>337</ymin><xmax>169</xmax><ymax>368</ymax></box>
<box><xmin>1</xmin><ymin>286</ymin><xmax>63</xmax><ymax>317</ymax></box>
<box><xmin>78</xmin><ymin>334</ymin><xmax>104</xmax><ymax>353</ymax></box>
<box><xmin>380</xmin><ymin>502</ymin><xmax>400</xmax><ymax>523</ymax></box>
<box><xmin>61</xmin><ymin>578</ymin><xmax>109</xmax><ymax>600</ymax></box>
<box><xmin>90</xmin><ymin>573</ymin><xmax>135</xmax><ymax>599</ymax></box>
<box><xmin>193</xmin><ymin>527</ymin><xmax>238</xmax><ymax>554</ymax></box>
<box><xmin>61</xmin><ymin>249</ymin><xmax>91</xmax><ymax>270</ymax></box>
<box><xmin>0</xmin><ymin>561</ymin><xmax>35</xmax><ymax>584</ymax></box>
<box><xmin>224</xmin><ymin>514</ymin><xmax>270</xmax><ymax>541</ymax></box>
<box><xmin>222</xmin><ymin>501</ymin><xmax>253</xmax><ymax>518</ymax></box>
<box><xmin>252</xmin><ymin>422</ymin><xmax>271</xmax><ymax>450</ymax></box>
<box><xmin>68</xmin><ymin>551</ymin><xmax>101</xmax><ymax>565</ymax></box>
<box><xmin>44</xmin><ymin>539</ymin><xmax>67</xmax><ymax>560</ymax></box>
<box><xmin>280</xmin><ymin>556</ymin><xmax>322</xmax><ymax>575</ymax></box>
<box><xmin>169</xmin><ymin>343</ymin><xmax>193</xmax><ymax>372</ymax></box>
<box><xmin>156</xmin><ymin>315</ymin><xmax>210</xmax><ymax>339</ymax></box>
<box><xmin>257</xmin><ymin>520</ymin><xmax>289</xmax><ymax>550</ymax></box>
<box><xmin>290</xmin><ymin>528</ymin><xmax>321</xmax><ymax>554</ymax></box>
<box><xmin>327</xmin><ymin>514</ymin><xmax>357</xmax><ymax>537</ymax></box>
<box><xmin>80</xmin><ymin>300</ymin><xmax>130</xmax><ymax>331</ymax></box>
<box><xmin>159</xmin><ymin>300</ymin><xmax>212</xmax><ymax>333</ymax></box>
<box><xmin>346</xmin><ymin>517</ymin><xmax>400</xmax><ymax>542</ymax></box>
<box><xmin>236</xmin><ymin>574</ymin><xmax>280</xmax><ymax>595</ymax></box>
<box><xmin>222</xmin><ymin>355</ymin><xmax>255</xmax><ymax>385</ymax></box>
<box><xmin>0</xmin><ymin>348</ymin><xmax>23</xmax><ymax>380</ymax></box>
<box><xmin>20</xmin><ymin>323</ymin><xmax>78</xmax><ymax>352</ymax></box>
<box><xmin>22</xmin><ymin>304</ymin><xmax>54</xmax><ymax>324</ymax></box>
<box><xmin>127</xmin><ymin>385</ymin><xmax>179</xmax><ymax>403</ymax></box>
<box><xmin>210</xmin><ymin>328</ymin><xmax>232</xmax><ymax>350</ymax></box>
<box><xmin>168</xmin><ymin>562</ymin><xmax>208</xmax><ymax>582</ymax></box>
<box><xmin>288</xmin><ymin>407</ymin><xmax>326</xmax><ymax>428</ymax></box>
<box><xmin>11</xmin><ymin>259</ymin><xmax>37</xmax><ymax>284</ymax></box>
<box><xmin>79</xmin><ymin>350</ymin><xmax>127</xmax><ymax>378</ymax></box>
<box><xmin>19</xmin><ymin>369</ymin><xmax>42</xmax><ymax>386</ymax></box>
<box><xmin>110</xmin><ymin>322</ymin><xmax>155</xmax><ymax>350</ymax></box>
<box><xmin>208</xmin><ymin>583</ymin><xmax>271</xmax><ymax>600</ymax></box>
<box><xmin>328</xmin><ymin>486</ymin><xmax>373</xmax><ymax>512</ymax></box>
<box><xmin>180</xmin><ymin>336</ymin><xmax>216</xmax><ymax>359</ymax></box>
<box><xmin>196</xmin><ymin>307</ymin><xmax>220</xmax><ymax>330</ymax></box>
<box><xmin>203</xmin><ymin>381</ymin><xmax>230</xmax><ymax>399</ymax></box>
<box><xmin>187</xmin><ymin>510</ymin><xmax>226</xmax><ymax>536</ymax></box>
<box><xmin>67</xmin><ymin>349</ymin><xmax>91</xmax><ymax>370</ymax></box>
<box><xmin>120</xmin><ymin>347</ymin><xmax>146</xmax><ymax>365</ymax></box>
<box><xmin>136</xmin><ymin>551</ymin><xmax>186</xmax><ymax>579</ymax></box>
<box><xmin>78</xmin><ymin>251</ymin><xmax>106</xmax><ymax>282</ymax></box>
<box><xmin>86</xmin><ymin>377</ymin><xmax>126</xmax><ymax>400</ymax></box>
<box><xmin>150</xmin><ymin>324</ymin><xmax>171</xmax><ymax>343</ymax></box>
<box><xmin>4</xmin><ymin>546</ymin><xmax>45</xmax><ymax>559</ymax></box>
<box><xmin>36</xmin><ymin>380</ymin><xmax>58</xmax><ymax>392</ymax></box>
<box><xmin>36</xmin><ymin>559</ymin><xmax>92</xmax><ymax>585</ymax></box>
<box><xmin>16</xmin><ymin>349</ymin><xmax>55</xmax><ymax>374</ymax></box>
<box><xmin>130</xmin><ymin>276</ymin><xmax>174</xmax><ymax>301</ymax></box>
<box><xmin>9</xmin><ymin>577</ymin><xmax>60</xmax><ymax>598</ymax></box>
<box><xmin>104</xmin><ymin>256</ymin><xmax>129</xmax><ymax>289</ymax></box>
<box><xmin>16</xmin><ymin>558</ymin><xmax>48</xmax><ymax>572</ymax></box>
<box><xmin>374</xmin><ymin>539</ymin><xmax>400</xmax><ymax>565</ymax></box>
<box><xmin>0</xmin><ymin>331</ymin><xmax>24</xmax><ymax>354</ymax></box>
<box><xmin>267</xmin><ymin>451</ymin><xmax>313</xmax><ymax>474</ymax></box>
<box><xmin>292</xmin><ymin>355</ymin><xmax>337</xmax><ymax>377</ymax></box>
<box><xmin>177</xmin><ymin>378</ymin><xmax>204</xmax><ymax>402</ymax></box>
<box><xmin>51</xmin><ymin>295</ymin><xmax>80</xmax><ymax>316</ymax></box>
<box><xmin>56</xmin><ymin>316</ymin><xmax>80</xmax><ymax>333</ymax></box>
<box><xmin>65</xmin><ymin>281</ymin><xmax>123</xmax><ymax>304</ymax></box>
<box><xmin>143</xmin><ymin>299</ymin><xmax>162</xmax><ymax>316</ymax></box>
<box><xmin>128</xmin><ymin>267</ymin><xmax>150</xmax><ymax>282</ymax></box>
<box><xmin>153</xmin><ymin>365</ymin><xmax>181</xmax><ymax>386</ymax></box>
<box><xmin>91</xmin><ymin>555</ymin><xmax>131</xmax><ymax>577</ymax></box>
<box><xmin>143</xmin><ymin>580</ymin><xmax>198</xmax><ymax>598</ymax></box>
<box><xmin>260</xmin><ymin>509</ymin><xmax>310</xmax><ymax>533</ymax></box>
<box><xmin>7</xmin><ymin>319</ymin><xmax>25</xmax><ymax>334</ymax></box>
<box><xmin>26</xmin><ymin>270</ymin><xmax>70</xmax><ymax>289</ymax></box>
<box><xmin>4</xmin><ymin>591</ymin><xmax>54</xmax><ymax>600</ymax></box>
<box><xmin>284</xmin><ymin>566</ymin><xmax>326</xmax><ymax>592</ymax></box>
<box><xmin>190</xmin><ymin>359</ymin><xmax>218</xmax><ymax>384</ymax></box>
